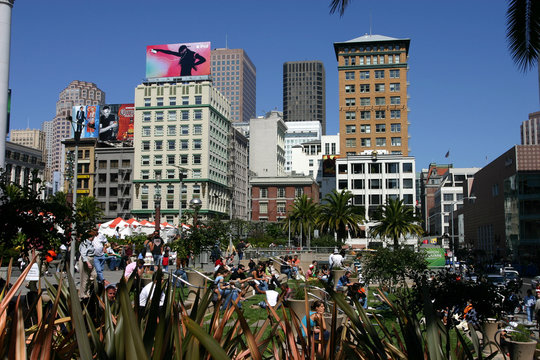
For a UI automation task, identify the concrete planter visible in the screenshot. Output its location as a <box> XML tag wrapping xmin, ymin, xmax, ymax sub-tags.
<box><xmin>481</xmin><ymin>318</ymin><xmax>500</xmax><ymax>352</ymax></box>
<box><xmin>507</xmin><ymin>340</ymin><xmax>537</xmax><ymax>360</ymax></box>
<box><xmin>288</xmin><ymin>298</ymin><xmax>315</xmax><ymax>323</ymax></box>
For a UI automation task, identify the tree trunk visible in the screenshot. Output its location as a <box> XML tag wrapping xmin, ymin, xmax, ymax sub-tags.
<box><xmin>393</xmin><ymin>236</ymin><xmax>399</xmax><ymax>249</ymax></box>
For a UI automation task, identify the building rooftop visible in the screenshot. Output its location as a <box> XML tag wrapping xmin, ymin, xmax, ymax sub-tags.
<box><xmin>333</xmin><ymin>34</ymin><xmax>411</xmax><ymax>58</ymax></box>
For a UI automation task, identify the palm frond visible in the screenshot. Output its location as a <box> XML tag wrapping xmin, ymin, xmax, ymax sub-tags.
<box><xmin>506</xmin><ymin>0</ymin><xmax>540</xmax><ymax>72</ymax></box>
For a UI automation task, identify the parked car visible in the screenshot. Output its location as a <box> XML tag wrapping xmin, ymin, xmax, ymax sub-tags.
<box><xmin>463</xmin><ymin>273</ymin><xmax>478</xmax><ymax>283</ymax></box>
<box><xmin>503</xmin><ymin>270</ymin><xmax>521</xmax><ymax>284</ymax></box>
<box><xmin>486</xmin><ymin>274</ymin><xmax>506</xmax><ymax>289</ymax></box>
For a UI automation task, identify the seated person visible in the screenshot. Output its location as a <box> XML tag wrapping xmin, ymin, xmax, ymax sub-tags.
<box><xmin>251</xmin><ymin>283</ymin><xmax>280</xmax><ymax>309</ymax></box>
<box><xmin>280</xmin><ymin>256</ymin><xmax>292</xmax><ymax>279</ymax></box>
<box><xmin>214</xmin><ymin>267</ymin><xmax>242</xmax><ymax>310</ymax></box>
<box><xmin>279</xmin><ymin>282</ymin><xmax>292</xmax><ymax>307</ymax></box>
<box><xmin>106</xmin><ymin>245</ymin><xmax>121</xmax><ymax>271</ymax></box>
<box><xmin>229</xmin><ymin>264</ymin><xmax>252</xmax><ymax>290</ymax></box>
<box><xmin>318</xmin><ymin>265</ymin><xmax>330</xmax><ymax>283</ymax></box>
<box><xmin>248</xmin><ymin>258</ymin><xmax>256</xmax><ymax>273</ymax></box>
<box><xmin>251</xmin><ymin>264</ymin><xmax>269</xmax><ymax>294</ymax></box>
<box><xmin>139</xmin><ymin>277</ymin><xmax>166</xmax><ymax>316</ymax></box>
<box><xmin>301</xmin><ymin>300</ymin><xmax>330</xmax><ymax>354</ymax></box>
<box><xmin>336</xmin><ymin>271</ymin><xmax>354</xmax><ymax>292</ymax></box>
<box><xmin>124</xmin><ymin>258</ymin><xmax>145</xmax><ymax>280</ymax></box>
<box><xmin>173</xmin><ymin>256</ymin><xmax>188</xmax><ymax>288</ymax></box>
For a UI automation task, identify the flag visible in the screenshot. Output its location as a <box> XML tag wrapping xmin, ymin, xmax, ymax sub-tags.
<box><xmin>445</xmin><ymin>150</ymin><xmax>450</xmax><ymax>158</ymax></box>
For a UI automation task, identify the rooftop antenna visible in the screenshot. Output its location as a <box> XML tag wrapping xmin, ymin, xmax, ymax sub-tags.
<box><xmin>225</xmin><ymin>34</ymin><xmax>228</xmax><ymax>49</ymax></box>
<box><xmin>369</xmin><ymin>12</ymin><xmax>372</xmax><ymax>35</ymax></box>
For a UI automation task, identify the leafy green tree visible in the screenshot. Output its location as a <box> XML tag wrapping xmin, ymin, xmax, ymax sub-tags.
<box><xmin>75</xmin><ymin>196</ymin><xmax>103</xmax><ymax>239</ymax></box>
<box><xmin>286</xmin><ymin>194</ymin><xmax>319</xmax><ymax>247</ymax></box>
<box><xmin>370</xmin><ymin>198</ymin><xmax>423</xmax><ymax>248</ymax></box>
<box><xmin>0</xmin><ymin>172</ymin><xmax>72</xmax><ymax>254</ymax></box>
<box><xmin>361</xmin><ymin>247</ymin><xmax>427</xmax><ymax>288</ymax></box>
<box><xmin>317</xmin><ymin>189</ymin><xmax>364</xmax><ymax>244</ymax></box>
<box><xmin>506</xmin><ymin>0</ymin><xmax>540</xmax><ymax>73</ymax></box>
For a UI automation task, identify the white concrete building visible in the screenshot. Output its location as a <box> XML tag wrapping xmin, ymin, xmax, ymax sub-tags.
<box><xmin>249</xmin><ymin>111</ymin><xmax>287</xmax><ymax>177</ymax></box>
<box><xmin>336</xmin><ymin>152</ymin><xmax>417</xmax><ymax>247</ymax></box>
<box><xmin>132</xmin><ymin>80</ymin><xmax>231</xmax><ymax>223</ymax></box>
<box><xmin>284</xmin><ymin>121</ymin><xmax>321</xmax><ymax>173</ymax></box>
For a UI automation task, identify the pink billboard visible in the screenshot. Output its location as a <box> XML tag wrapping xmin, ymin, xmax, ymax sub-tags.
<box><xmin>146</xmin><ymin>42</ymin><xmax>211</xmax><ymax>79</ymax></box>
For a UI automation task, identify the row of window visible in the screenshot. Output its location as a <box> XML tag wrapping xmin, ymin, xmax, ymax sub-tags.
<box><xmin>343</xmin><ymin>194</ymin><xmax>414</xmax><ymax>206</ymax></box>
<box><xmin>143</xmin><ymin>109</ymin><xmax>203</xmax><ymax>122</ymax></box>
<box><xmin>345</xmin><ymin>110</ymin><xmax>401</xmax><ymax>120</ymax></box>
<box><xmin>341</xmin><ymin>45</ymin><xmax>401</xmax><ymax>53</ymax></box>
<box><xmin>141</xmin><ymin>154</ymin><xmax>202</xmax><ymax>166</ymax></box>
<box><xmin>345</xmin><ymin>137</ymin><xmax>402</xmax><ymax>147</ymax></box>
<box><xmin>259</xmin><ymin>201</ymin><xmax>288</xmax><ymax>215</ymax></box>
<box><xmin>345</xmin><ymin>83</ymin><xmax>401</xmax><ymax>93</ymax></box>
<box><xmin>97</xmin><ymin>159</ymin><xmax>131</xmax><ymax>169</ymax></box>
<box><xmin>141</xmin><ymin>139</ymin><xmax>202</xmax><ymax>151</ymax></box>
<box><xmin>345</xmin><ymin>96</ymin><xmax>401</xmax><ymax>106</ymax></box>
<box><xmin>343</xmin><ymin>54</ymin><xmax>400</xmax><ymax>66</ymax></box>
<box><xmin>339</xmin><ymin>178</ymin><xmax>414</xmax><ymax>190</ymax></box>
<box><xmin>346</xmin><ymin>123</ymin><xmax>401</xmax><ymax>134</ymax></box>
<box><xmin>258</xmin><ymin>187</ymin><xmax>298</xmax><ymax>198</ymax></box>
<box><xmin>345</xmin><ymin>69</ymin><xmax>400</xmax><ymax>80</ymax></box>
<box><xmin>144</xmin><ymin>95</ymin><xmax>202</xmax><ymax>107</ymax></box>
<box><xmin>141</xmin><ymin>125</ymin><xmax>204</xmax><ymax>137</ymax></box>
<box><xmin>140</xmin><ymin>169</ymin><xmax>201</xmax><ymax>180</ymax></box>
<box><xmin>338</xmin><ymin>162</ymin><xmax>413</xmax><ymax>174</ymax></box>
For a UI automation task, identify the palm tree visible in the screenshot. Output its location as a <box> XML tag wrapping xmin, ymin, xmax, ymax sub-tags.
<box><xmin>370</xmin><ymin>198</ymin><xmax>423</xmax><ymax>249</ymax></box>
<box><xmin>506</xmin><ymin>0</ymin><xmax>540</xmax><ymax>73</ymax></box>
<box><xmin>286</xmin><ymin>194</ymin><xmax>319</xmax><ymax>247</ymax></box>
<box><xmin>317</xmin><ymin>189</ymin><xmax>364</xmax><ymax>244</ymax></box>
<box><xmin>75</xmin><ymin>196</ymin><xmax>104</xmax><ymax>238</ymax></box>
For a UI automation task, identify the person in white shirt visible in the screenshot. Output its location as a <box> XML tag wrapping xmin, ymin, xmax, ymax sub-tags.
<box><xmin>92</xmin><ymin>232</ymin><xmax>109</xmax><ymax>283</ymax></box>
<box><xmin>139</xmin><ymin>280</ymin><xmax>165</xmax><ymax>314</ymax></box>
<box><xmin>329</xmin><ymin>249</ymin><xmax>344</xmax><ymax>269</ymax></box>
<box><xmin>251</xmin><ymin>283</ymin><xmax>280</xmax><ymax>309</ymax></box>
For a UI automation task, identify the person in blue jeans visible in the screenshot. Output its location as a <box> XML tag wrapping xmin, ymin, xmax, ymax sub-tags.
<box><xmin>91</xmin><ymin>231</ymin><xmax>108</xmax><ymax>283</ymax></box>
<box><xmin>214</xmin><ymin>267</ymin><xmax>241</xmax><ymax>310</ymax></box>
<box><xmin>524</xmin><ymin>289</ymin><xmax>536</xmax><ymax>323</ymax></box>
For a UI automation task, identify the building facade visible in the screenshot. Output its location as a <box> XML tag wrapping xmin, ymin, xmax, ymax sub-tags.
<box><xmin>250</xmin><ymin>176</ymin><xmax>320</xmax><ymax>222</ymax></box>
<box><xmin>334</xmin><ymin>35</ymin><xmax>410</xmax><ymax>156</ymax></box>
<box><xmin>132</xmin><ymin>80</ymin><xmax>231</xmax><ymax>224</ymax></box>
<box><xmin>95</xmin><ymin>146</ymin><xmax>134</xmax><ymax>220</ymax></box>
<box><xmin>284</xmin><ymin>121</ymin><xmax>321</xmax><ymax>173</ymax></box>
<box><xmin>249</xmin><ymin>111</ymin><xmax>287</xmax><ymax>177</ymax></box>
<box><xmin>4</xmin><ymin>141</ymin><xmax>45</xmax><ymax>189</ymax></box>
<box><xmin>283</xmin><ymin>60</ymin><xmax>326</xmax><ymax>134</ymax></box>
<box><xmin>463</xmin><ymin>145</ymin><xmax>540</xmax><ymax>264</ymax></box>
<box><xmin>521</xmin><ymin>111</ymin><xmax>540</xmax><ymax>145</ymax></box>
<box><xmin>210</xmin><ymin>48</ymin><xmax>256</xmax><ymax>123</ymax></box>
<box><xmin>229</xmin><ymin>127</ymin><xmax>249</xmax><ymax>220</ymax></box>
<box><xmin>62</xmin><ymin>138</ymin><xmax>98</xmax><ymax>201</ymax></box>
<box><xmin>50</xmin><ymin>80</ymin><xmax>105</xmax><ymax>183</ymax></box>
<box><xmin>9</xmin><ymin>128</ymin><xmax>46</xmax><ymax>154</ymax></box>
<box><xmin>335</xmin><ymin>153</ymin><xmax>416</xmax><ymax>221</ymax></box>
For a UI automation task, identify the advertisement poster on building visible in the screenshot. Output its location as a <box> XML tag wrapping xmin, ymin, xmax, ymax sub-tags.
<box><xmin>72</xmin><ymin>105</ymin><xmax>100</xmax><ymax>139</ymax></box>
<box><xmin>99</xmin><ymin>104</ymin><xmax>134</xmax><ymax>142</ymax></box>
<box><xmin>146</xmin><ymin>42</ymin><xmax>211</xmax><ymax>79</ymax></box>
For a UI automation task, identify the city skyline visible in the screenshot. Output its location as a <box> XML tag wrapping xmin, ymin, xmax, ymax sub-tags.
<box><xmin>7</xmin><ymin>0</ymin><xmax>538</xmax><ymax>170</ymax></box>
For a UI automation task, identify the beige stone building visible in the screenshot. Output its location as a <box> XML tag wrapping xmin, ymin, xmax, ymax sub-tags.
<box><xmin>334</xmin><ymin>35</ymin><xmax>410</xmax><ymax>156</ymax></box>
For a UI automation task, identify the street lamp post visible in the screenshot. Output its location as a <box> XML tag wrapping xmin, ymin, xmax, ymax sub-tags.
<box><xmin>190</xmin><ymin>198</ymin><xmax>202</xmax><ymax>228</ymax></box>
<box><xmin>154</xmin><ymin>174</ymin><xmax>161</xmax><ymax>233</ymax></box>
<box><xmin>172</xmin><ymin>165</ymin><xmax>188</xmax><ymax>229</ymax></box>
<box><xmin>450</xmin><ymin>196</ymin><xmax>476</xmax><ymax>270</ymax></box>
<box><xmin>67</xmin><ymin>115</ymin><xmax>81</xmax><ymax>277</ymax></box>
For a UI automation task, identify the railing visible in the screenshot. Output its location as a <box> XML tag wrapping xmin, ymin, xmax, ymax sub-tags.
<box><xmin>242</xmin><ymin>247</ymin><xmax>336</xmax><ymax>259</ymax></box>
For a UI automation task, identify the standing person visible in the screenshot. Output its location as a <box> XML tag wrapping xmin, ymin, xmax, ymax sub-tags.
<box><xmin>151</xmin><ymin>45</ymin><xmax>206</xmax><ymax>76</ymax></box>
<box><xmin>237</xmin><ymin>240</ymin><xmax>246</xmax><ymax>261</ymax></box>
<box><xmin>92</xmin><ymin>230</ymin><xmax>109</xmax><ymax>284</ymax></box>
<box><xmin>75</xmin><ymin>106</ymin><xmax>85</xmax><ymax>140</ymax></box>
<box><xmin>145</xmin><ymin>231</ymin><xmax>163</xmax><ymax>271</ymax></box>
<box><xmin>329</xmin><ymin>249</ymin><xmax>343</xmax><ymax>270</ymax></box>
<box><xmin>79</xmin><ymin>235</ymin><xmax>96</xmax><ymax>299</ymax></box>
<box><xmin>524</xmin><ymin>289</ymin><xmax>536</xmax><ymax>323</ymax></box>
<box><xmin>162</xmin><ymin>249</ymin><xmax>170</xmax><ymax>272</ymax></box>
<box><xmin>99</xmin><ymin>105</ymin><xmax>118</xmax><ymax>141</ymax></box>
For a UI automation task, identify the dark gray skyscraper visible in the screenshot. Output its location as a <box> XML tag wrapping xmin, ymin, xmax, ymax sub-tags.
<box><xmin>283</xmin><ymin>61</ymin><xmax>326</xmax><ymax>134</ymax></box>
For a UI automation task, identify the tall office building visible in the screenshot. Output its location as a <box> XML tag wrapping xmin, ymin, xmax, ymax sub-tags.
<box><xmin>50</xmin><ymin>80</ymin><xmax>105</xmax><ymax>182</ymax></box>
<box><xmin>132</xmin><ymin>80</ymin><xmax>231</xmax><ymax>223</ymax></box>
<box><xmin>210</xmin><ymin>48</ymin><xmax>256</xmax><ymax>123</ymax></box>
<box><xmin>283</xmin><ymin>61</ymin><xmax>326</xmax><ymax>134</ymax></box>
<box><xmin>249</xmin><ymin>111</ymin><xmax>287</xmax><ymax>177</ymax></box>
<box><xmin>521</xmin><ymin>111</ymin><xmax>540</xmax><ymax>145</ymax></box>
<box><xmin>9</xmin><ymin>128</ymin><xmax>46</xmax><ymax>154</ymax></box>
<box><xmin>334</xmin><ymin>35</ymin><xmax>410</xmax><ymax>156</ymax></box>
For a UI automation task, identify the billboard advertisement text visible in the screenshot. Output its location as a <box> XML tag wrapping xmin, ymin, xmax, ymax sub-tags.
<box><xmin>146</xmin><ymin>42</ymin><xmax>211</xmax><ymax>79</ymax></box>
<box><xmin>72</xmin><ymin>105</ymin><xmax>100</xmax><ymax>139</ymax></box>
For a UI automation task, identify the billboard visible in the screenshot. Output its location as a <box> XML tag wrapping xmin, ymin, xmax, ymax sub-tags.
<box><xmin>322</xmin><ymin>155</ymin><xmax>337</xmax><ymax>177</ymax></box>
<box><xmin>72</xmin><ymin>105</ymin><xmax>100</xmax><ymax>139</ymax></box>
<box><xmin>146</xmin><ymin>42</ymin><xmax>211</xmax><ymax>79</ymax></box>
<box><xmin>99</xmin><ymin>104</ymin><xmax>135</xmax><ymax>142</ymax></box>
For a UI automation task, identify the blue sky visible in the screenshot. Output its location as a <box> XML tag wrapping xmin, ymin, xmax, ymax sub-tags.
<box><xmin>8</xmin><ymin>0</ymin><xmax>538</xmax><ymax>171</ymax></box>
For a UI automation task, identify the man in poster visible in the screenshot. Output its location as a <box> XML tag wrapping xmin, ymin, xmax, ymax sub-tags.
<box><xmin>151</xmin><ymin>45</ymin><xmax>206</xmax><ymax>76</ymax></box>
<box><xmin>99</xmin><ymin>106</ymin><xmax>118</xmax><ymax>141</ymax></box>
<box><xmin>75</xmin><ymin>106</ymin><xmax>85</xmax><ymax>137</ymax></box>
